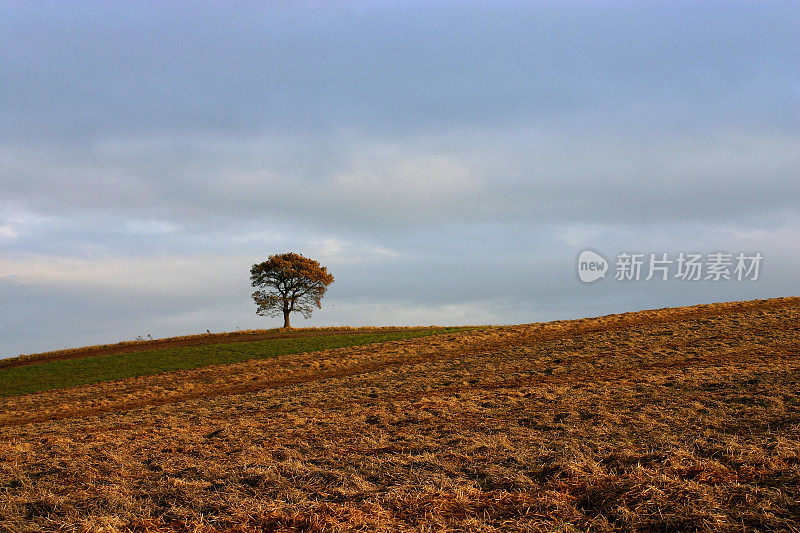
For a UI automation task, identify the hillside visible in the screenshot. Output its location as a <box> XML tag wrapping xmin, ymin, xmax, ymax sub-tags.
<box><xmin>0</xmin><ymin>327</ymin><xmax>470</xmax><ymax>369</ymax></box>
<box><xmin>0</xmin><ymin>297</ymin><xmax>798</xmax><ymax>531</ymax></box>
<box><xmin>0</xmin><ymin>327</ymin><xmax>474</xmax><ymax>397</ymax></box>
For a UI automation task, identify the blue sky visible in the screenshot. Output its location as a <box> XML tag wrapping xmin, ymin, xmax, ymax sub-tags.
<box><xmin>1</xmin><ymin>1</ymin><xmax>798</xmax><ymax>356</ymax></box>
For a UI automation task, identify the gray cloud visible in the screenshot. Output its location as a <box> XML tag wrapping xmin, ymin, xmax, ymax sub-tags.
<box><xmin>1</xmin><ymin>0</ymin><xmax>798</xmax><ymax>356</ymax></box>
<box><xmin>2</xmin><ymin>1</ymin><xmax>797</xmax><ymax>142</ymax></box>
<box><xmin>2</xmin><ymin>128</ymin><xmax>798</xmax><ymax>237</ymax></box>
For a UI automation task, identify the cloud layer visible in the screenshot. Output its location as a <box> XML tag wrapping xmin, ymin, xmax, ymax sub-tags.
<box><xmin>1</xmin><ymin>1</ymin><xmax>798</xmax><ymax>356</ymax></box>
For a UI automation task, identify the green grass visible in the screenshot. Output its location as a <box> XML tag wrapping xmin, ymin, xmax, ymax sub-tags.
<box><xmin>0</xmin><ymin>327</ymin><xmax>476</xmax><ymax>397</ymax></box>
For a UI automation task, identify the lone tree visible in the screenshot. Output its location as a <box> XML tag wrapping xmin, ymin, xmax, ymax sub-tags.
<box><xmin>250</xmin><ymin>252</ymin><xmax>334</xmax><ymax>328</ymax></box>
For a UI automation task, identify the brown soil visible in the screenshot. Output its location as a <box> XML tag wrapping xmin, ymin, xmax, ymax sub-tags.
<box><xmin>0</xmin><ymin>297</ymin><xmax>798</xmax><ymax>532</ymax></box>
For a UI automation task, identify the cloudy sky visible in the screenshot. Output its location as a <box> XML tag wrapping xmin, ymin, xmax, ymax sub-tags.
<box><xmin>1</xmin><ymin>1</ymin><xmax>798</xmax><ymax>357</ymax></box>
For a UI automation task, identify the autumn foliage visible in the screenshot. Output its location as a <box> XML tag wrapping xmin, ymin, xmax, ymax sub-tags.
<box><xmin>250</xmin><ymin>253</ymin><xmax>334</xmax><ymax>328</ymax></box>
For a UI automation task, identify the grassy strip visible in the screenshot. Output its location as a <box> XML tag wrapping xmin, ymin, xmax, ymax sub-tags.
<box><xmin>0</xmin><ymin>327</ymin><xmax>475</xmax><ymax>397</ymax></box>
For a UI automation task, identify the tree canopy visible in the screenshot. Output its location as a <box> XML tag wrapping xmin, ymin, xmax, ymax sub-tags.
<box><xmin>250</xmin><ymin>253</ymin><xmax>334</xmax><ymax>328</ymax></box>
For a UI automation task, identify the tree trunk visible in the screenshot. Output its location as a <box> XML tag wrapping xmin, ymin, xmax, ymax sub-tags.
<box><xmin>283</xmin><ymin>308</ymin><xmax>291</xmax><ymax>328</ymax></box>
